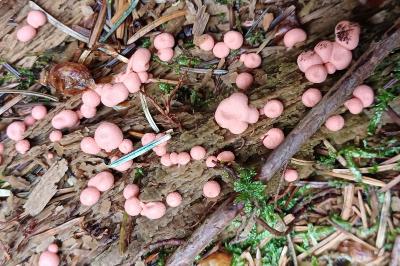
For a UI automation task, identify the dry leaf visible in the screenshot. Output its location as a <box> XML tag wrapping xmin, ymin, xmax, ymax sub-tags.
<box><xmin>198</xmin><ymin>252</ymin><xmax>232</xmax><ymax>266</ymax></box>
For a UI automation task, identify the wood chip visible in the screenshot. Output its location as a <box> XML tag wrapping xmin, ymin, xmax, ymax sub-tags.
<box><xmin>341</xmin><ymin>184</ymin><xmax>354</xmax><ymax>220</ymax></box>
<box><xmin>390</xmin><ymin>236</ymin><xmax>400</xmax><ymax>266</ymax></box>
<box><xmin>380</xmin><ymin>174</ymin><xmax>400</xmax><ymax>193</ymax></box>
<box><xmin>23</xmin><ymin>159</ymin><xmax>68</xmax><ymax>216</ymax></box>
<box><xmin>358</xmin><ymin>190</ymin><xmax>369</xmax><ymax>229</ymax></box>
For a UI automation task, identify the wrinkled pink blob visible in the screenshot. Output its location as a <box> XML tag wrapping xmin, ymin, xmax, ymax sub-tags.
<box><xmin>153</xmin><ymin>145</ymin><xmax>167</xmax><ymax>156</ymax></box>
<box><xmin>178</xmin><ymin>152</ymin><xmax>191</xmax><ymax>165</ymax></box>
<box><xmin>0</xmin><ymin>143</ymin><xmax>4</xmax><ymax>154</ymax></box>
<box><xmin>157</xmin><ymin>48</ymin><xmax>174</xmax><ymax>62</ymax></box>
<box><xmin>344</xmin><ymin>97</ymin><xmax>363</xmax><ymax>114</ymax></box>
<box><xmin>213</xmin><ymin>42</ymin><xmax>230</xmax><ymax>58</ymax></box>
<box><xmin>166</xmin><ymin>192</ymin><xmax>182</xmax><ymax>207</ymax></box>
<box><xmin>24</xmin><ymin>115</ymin><xmax>36</xmax><ymax>126</ymax></box>
<box><xmin>101</xmin><ymin>83</ymin><xmax>129</xmax><ymax>107</ymax></box>
<box><xmin>31</xmin><ymin>105</ymin><xmax>47</xmax><ymax>120</ymax></box>
<box><xmin>263</xmin><ymin>99</ymin><xmax>284</xmax><ymax>118</ymax></box>
<box><xmin>206</xmin><ymin>156</ymin><xmax>218</xmax><ymax>168</ymax></box>
<box><xmin>262</xmin><ymin>128</ymin><xmax>285</xmax><ymax>149</ymax></box>
<box><xmin>305</xmin><ymin>65</ymin><xmax>328</xmax><ymax>83</ymax></box>
<box><xmin>117</xmin><ymin>72</ymin><xmax>142</xmax><ymax>93</ymax></box>
<box><xmin>124</xmin><ymin>197</ymin><xmax>142</xmax><ymax>216</ymax></box>
<box><xmin>16</xmin><ymin>25</ymin><xmax>36</xmax><ymax>42</ymax></box>
<box><xmin>190</xmin><ymin>146</ymin><xmax>206</xmax><ymax>160</ymax></box>
<box><xmin>243</xmin><ymin>53</ymin><xmax>262</xmax><ymax>68</ymax></box>
<box><xmin>297</xmin><ymin>51</ymin><xmax>323</xmax><ymax>72</ymax></box>
<box><xmin>94</xmin><ymin>122</ymin><xmax>123</xmax><ymax>152</ymax></box>
<box><xmin>49</xmin><ymin>130</ymin><xmax>62</xmax><ymax>142</ymax></box>
<box><xmin>223</xmin><ymin>30</ymin><xmax>243</xmax><ymax>50</ymax></box>
<box><xmin>80</xmin><ymin>187</ymin><xmax>100</xmax><ymax>206</ymax></box>
<box><xmin>284</xmin><ymin>169</ymin><xmax>299</xmax><ymax>182</ymax></box>
<box><xmin>215</xmin><ymin>93</ymin><xmax>259</xmax><ymax>134</ymax></box>
<box><xmin>119</xmin><ymin>139</ymin><xmax>134</xmax><ymax>154</ymax></box>
<box><xmin>88</xmin><ymin>171</ymin><xmax>114</xmax><ymax>192</ymax></box>
<box><xmin>15</xmin><ymin>139</ymin><xmax>30</xmax><ymax>154</ymax></box>
<box><xmin>80</xmin><ymin>104</ymin><xmax>97</xmax><ymax>118</ymax></box>
<box><xmin>330</xmin><ymin>42</ymin><xmax>352</xmax><ymax>70</ymax></box>
<box><xmin>154</xmin><ymin>33</ymin><xmax>175</xmax><ymax>50</ymax></box>
<box><xmin>324</xmin><ymin>62</ymin><xmax>336</xmax><ymax>74</ymax></box>
<box><xmin>283</xmin><ymin>28</ymin><xmax>307</xmax><ymax>49</ymax></box>
<box><xmin>302</xmin><ymin>88</ymin><xmax>322</xmax><ymax>107</ymax></box>
<box><xmin>335</xmin><ymin>21</ymin><xmax>360</xmax><ymax>50</ymax></box>
<box><xmin>38</xmin><ymin>251</ymin><xmax>60</xmax><ymax>266</ymax></box>
<box><xmin>94</xmin><ymin>84</ymin><xmax>106</xmax><ymax>95</ymax></box>
<box><xmin>198</xmin><ymin>34</ymin><xmax>215</xmax><ymax>51</ymax></box>
<box><xmin>217</xmin><ymin>151</ymin><xmax>235</xmax><ymax>162</ymax></box>
<box><xmin>203</xmin><ymin>181</ymin><xmax>221</xmax><ymax>198</ymax></box>
<box><xmin>127</xmin><ymin>48</ymin><xmax>151</xmax><ymax>72</ymax></box>
<box><xmin>141</xmin><ymin>133</ymin><xmax>156</xmax><ymax>145</ymax></box>
<box><xmin>353</xmin><ymin>85</ymin><xmax>374</xmax><ymax>107</ymax></box>
<box><xmin>161</xmin><ymin>153</ymin><xmax>172</xmax><ymax>167</ymax></box>
<box><xmin>82</xmin><ymin>90</ymin><xmax>101</xmax><ymax>107</ymax></box>
<box><xmin>236</xmin><ymin>72</ymin><xmax>253</xmax><ymax>90</ymax></box>
<box><xmin>141</xmin><ymin>202</ymin><xmax>166</xmax><ymax>219</ymax></box>
<box><xmin>314</xmin><ymin>41</ymin><xmax>333</xmax><ymax>63</ymax></box>
<box><xmin>6</xmin><ymin>121</ymin><xmax>26</xmax><ymax>141</ymax></box>
<box><xmin>27</xmin><ymin>10</ymin><xmax>47</xmax><ymax>28</ymax></box>
<box><xmin>137</xmin><ymin>72</ymin><xmax>149</xmax><ymax>83</ymax></box>
<box><xmin>123</xmin><ymin>184</ymin><xmax>140</xmax><ymax>200</ymax></box>
<box><xmin>80</xmin><ymin>137</ymin><xmax>101</xmax><ymax>154</ymax></box>
<box><xmin>51</xmin><ymin>110</ymin><xmax>79</xmax><ymax>130</ymax></box>
<box><xmin>325</xmin><ymin>115</ymin><xmax>345</xmax><ymax>131</ymax></box>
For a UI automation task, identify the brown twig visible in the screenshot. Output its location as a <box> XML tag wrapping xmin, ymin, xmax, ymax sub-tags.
<box><xmin>387</xmin><ymin>106</ymin><xmax>400</xmax><ymax>127</ymax></box>
<box><xmin>133</xmin><ymin>238</ymin><xmax>185</xmax><ymax>262</ymax></box>
<box><xmin>88</xmin><ymin>0</ymin><xmax>107</xmax><ymax>48</ymax></box>
<box><xmin>380</xmin><ymin>174</ymin><xmax>400</xmax><ymax>192</ymax></box>
<box><xmin>255</xmin><ymin>217</ymin><xmax>293</xmax><ymax>237</ymax></box>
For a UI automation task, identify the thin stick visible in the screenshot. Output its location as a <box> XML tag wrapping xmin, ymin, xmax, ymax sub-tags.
<box><xmin>380</xmin><ymin>174</ymin><xmax>400</xmax><ymax>192</ymax></box>
<box><xmin>381</xmin><ymin>154</ymin><xmax>400</xmax><ymax>165</ymax></box>
<box><xmin>322</xmin><ymin>138</ymin><xmax>347</xmax><ymax>167</ymax></box>
<box><xmin>0</xmin><ymin>89</ymin><xmax>58</xmax><ymax>102</ymax></box>
<box><xmin>127</xmin><ymin>10</ymin><xmax>186</xmax><ymax>44</ymax></box>
<box><xmin>318</xmin><ymin>170</ymin><xmax>386</xmax><ymax>187</ymax></box>
<box><xmin>255</xmin><ymin>217</ymin><xmax>293</xmax><ymax>237</ymax></box>
<box><xmin>333</xmin><ymin>163</ymin><xmax>398</xmax><ymax>174</ymax></box>
<box><xmin>357</xmin><ymin>191</ymin><xmax>368</xmax><ymax>229</ymax></box>
<box><xmin>260</xmin><ymin>22</ymin><xmax>400</xmax><ymax>181</ymax></box>
<box><xmin>287</xmin><ymin>234</ymin><xmax>298</xmax><ymax>266</ymax></box>
<box><xmin>341</xmin><ymin>184</ymin><xmax>354</xmax><ymax>220</ymax></box>
<box><xmin>376</xmin><ymin>191</ymin><xmax>391</xmax><ymax>248</ymax></box>
<box><xmin>89</xmin><ymin>0</ymin><xmax>107</xmax><ymax>48</ymax></box>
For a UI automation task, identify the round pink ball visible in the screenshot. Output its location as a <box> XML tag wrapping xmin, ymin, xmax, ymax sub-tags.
<box><xmin>243</xmin><ymin>53</ymin><xmax>262</xmax><ymax>69</ymax></box>
<box><xmin>170</xmin><ymin>152</ymin><xmax>179</xmax><ymax>165</ymax></box>
<box><xmin>161</xmin><ymin>153</ymin><xmax>172</xmax><ymax>167</ymax></box>
<box><xmin>80</xmin><ymin>104</ymin><xmax>97</xmax><ymax>119</ymax></box>
<box><xmin>284</xmin><ymin>169</ymin><xmax>299</xmax><ymax>182</ymax></box>
<box><xmin>51</xmin><ymin>110</ymin><xmax>79</xmax><ymax>130</ymax></box>
<box><xmin>31</xmin><ymin>105</ymin><xmax>47</xmax><ymax>120</ymax></box>
<box><xmin>27</xmin><ymin>10</ymin><xmax>47</xmax><ymax>28</ymax></box>
<box><xmin>47</xmin><ymin>244</ymin><xmax>58</xmax><ymax>254</ymax></box>
<box><xmin>140</xmin><ymin>202</ymin><xmax>166</xmax><ymax>220</ymax></box>
<box><xmin>15</xmin><ymin>139</ymin><xmax>30</xmax><ymax>154</ymax></box>
<box><xmin>353</xmin><ymin>85</ymin><xmax>374</xmax><ymax>107</ymax></box>
<box><xmin>111</xmin><ymin>156</ymin><xmax>133</xmax><ymax>172</ymax></box>
<box><xmin>6</xmin><ymin>121</ymin><xmax>26</xmax><ymax>141</ymax></box>
<box><xmin>0</xmin><ymin>143</ymin><xmax>4</xmax><ymax>154</ymax></box>
<box><xmin>344</xmin><ymin>97</ymin><xmax>364</xmax><ymax>114</ymax></box>
<box><xmin>203</xmin><ymin>181</ymin><xmax>221</xmax><ymax>198</ymax></box>
<box><xmin>49</xmin><ymin>130</ymin><xmax>62</xmax><ymax>142</ymax></box>
<box><xmin>236</xmin><ymin>72</ymin><xmax>254</xmax><ymax>90</ymax></box>
<box><xmin>24</xmin><ymin>115</ymin><xmax>36</xmax><ymax>126</ymax></box>
<box><xmin>100</xmin><ymin>83</ymin><xmax>129</xmax><ymax>107</ymax></box>
<box><xmin>94</xmin><ymin>122</ymin><xmax>123</xmax><ymax>152</ymax></box>
<box><xmin>223</xmin><ymin>30</ymin><xmax>244</xmax><ymax>50</ymax></box>
<box><xmin>38</xmin><ymin>251</ymin><xmax>60</xmax><ymax>266</ymax></box>
<box><xmin>80</xmin><ymin>187</ymin><xmax>101</xmax><ymax>206</ymax></box>
<box><xmin>190</xmin><ymin>146</ymin><xmax>206</xmax><ymax>160</ymax></box>
<box><xmin>154</xmin><ymin>33</ymin><xmax>175</xmax><ymax>50</ymax></box>
<box><xmin>166</xmin><ymin>192</ymin><xmax>182</xmax><ymax>207</ymax></box>
<box><xmin>262</xmin><ymin>128</ymin><xmax>285</xmax><ymax>149</ymax></box>
<box><xmin>124</xmin><ymin>197</ymin><xmax>142</xmax><ymax>216</ymax></box>
<box><xmin>283</xmin><ymin>28</ymin><xmax>307</xmax><ymax>49</ymax></box>
<box><xmin>141</xmin><ymin>133</ymin><xmax>156</xmax><ymax>145</ymax></box>
<box><xmin>119</xmin><ymin>139</ymin><xmax>134</xmax><ymax>154</ymax></box>
<box><xmin>213</xmin><ymin>42</ymin><xmax>230</xmax><ymax>59</ymax></box>
<box><xmin>198</xmin><ymin>34</ymin><xmax>215</xmax><ymax>51</ymax></box>
<box><xmin>123</xmin><ymin>184</ymin><xmax>140</xmax><ymax>200</ymax></box>
<box><xmin>178</xmin><ymin>152</ymin><xmax>191</xmax><ymax>165</ymax></box>
<box><xmin>263</xmin><ymin>100</ymin><xmax>284</xmax><ymax>118</ymax></box>
<box><xmin>82</xmin><ymin>90</ymin><xmax>101</xmax><ymax>107</ymax></box>
<box><xmin>301</xmin><ymin>88</ymin><xmax>322</xmax><ymax>107</ymax></box>
<box><xmin>325</xmin><ymin>115</ymin><xmax>345</xmax><ymax>132</ymax></box>
<box><xmin>88</xmin><ymin>171</ymin><xmax>114</xmax><ymax>192</ymax></box>
<box><xmin>157</xmin><ymin>48</ymin><xmax>174</xmax><ymax>62</ymax></box>
<box><xmin>206</xmin><ymin>156</ymin><xmax>218</xmax><ymax>168</ymax></box>
<box><xmin>305</xmin><ymin>65</ymin><xmax>328</xmax><ymax>83</ymax></box>
<box><xmin>80</xmin><ymin>137</ymin><xmax>101</xmax><ymax>154</ymax></box>
<box><xmin>217</xmin><ymin>151</ymin><xmax>235</xmax><ymax>162</ymax></box>
<box><xmin>16</xmin><ymin>25</ymin><xmax>36</xmax><ymax>42</ymax></box>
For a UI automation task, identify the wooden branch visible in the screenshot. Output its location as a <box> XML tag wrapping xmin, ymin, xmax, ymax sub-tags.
<box><xmin>166</xmin><ymin>196</ymin><xmax>243</xmax><ymax>266</ymax></box>
<box><xmin>260</xmin><ymin>22</ymin><xmax>400</xmax><ymax>181</ymax></box>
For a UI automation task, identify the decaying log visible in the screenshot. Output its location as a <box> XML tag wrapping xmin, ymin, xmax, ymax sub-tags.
<box><xmin>166</xmin><ymin>21</ymin><xmax>400</xmax><ymax>265</ymax></box>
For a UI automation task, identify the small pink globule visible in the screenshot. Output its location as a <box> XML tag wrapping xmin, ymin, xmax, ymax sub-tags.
<box><xmin>353</xmin><ymin>85</ymin><xmax>374</xmax><ymax>107</ymax></box>
<box><xmin>301</xmin><ymin>88</ymin><xmax>322</xmax><ymax>107</ymax></box>
<box><xmin>24</xmin><ymin>115</ymin><xmax>36</xmax><ymax>126</ymax></box>
<box><xmin>203</xmin><ymin>181</ymin><xmax>221</xmax><ymax>198</ymax></box>
<box><xmin>243</xmin><ymin>53</ymin><xmax>262</xmax><ymax>69</ymax></box>
<box><xmin>157</xmin><ymin>48</ymin><xmax>174</xmax><ymax>62</ymax></box>
<box><xmin>38</xmin><ymin>251</ymin><xmax>60</xmax><ymax>266</ymax></box>
<box><xmin>344</xmin><ymin>97</ymin><xmax>364</xmax><ymax>114</ymax></box>
<box><xmin>305</xmin><ymin>65</ymin><xmax>328</xmax><ymax>83</ymax></box>
<box><xmin>100</xmin><ymin>83</ymin><xmax>129</xmax><ymax>107</ymax></box>
<box><xmin>137</xmin><ymin>72</ymin><xmax>149</xmax><ymax>83</ymax></box>
<box><xmin>213</xmin><ymin>42</ymin><xmax>230</xmax><ymax>59</ymax></box>
<box><xmin>82</xmin><ymin>90</ymin><xmax>101</xmax><ymax>107</ymax></box>
<box><xmin>190</xmin><ymin>146</ymin><xmax>206</xmax><ymax>160</ymax></box>
<box><xmin>330</xmin><ymin>42</ymin><xmax>352</xmax><ymax>70</ymax></box>
<box><xmin>111</xmin><ymin>156</ymin><xmax>133</xmax><ymax>172</ymax></box>
<box><xmin>297</xmin><ymin>51</ymin><xmax>323</xmax><ymax>72</ymax></box>
<box><xmin>141</xmin><ymin>133</ymin><xmax>156</xmax><ymax>145</ymax></box>
<box><xmin>141</xmin><ymin>202</ymin><xmax>167</xmax><ymax>220</ymax></box>
<box><xmin>16</xmin><ymin>25</ymin><xmax>36</xmax><ymax>42</ymax></box>
<box><xmin>223</xmin><ymin>30</ymin><xmax>244</xmax><ymax>50</ymax></box>
<box><xmin>124</xmin><ymin>197</ymin><xmax>142</xmax><ymax>216</ymax></box>
<box><xmin>153</xmin><ymin>145</ymin><xmax>167</xmax><ymax>156</ymax></box>
<box><xmin>6</xmin><ymin>121</ymin><xmax>26</xmax><ymax>141</ymax></box>
<box><xmin>15</xmin><ymin>139</ymin><xmax>30</xmax><ymax>154</ymax></box>
<box><xmin>118</xmin><ymin>72</ymin><xmax>142</xmax><ymax>93</ymax></box>
<box><xmin>88</xmin><ymin>171</ymin><xmax>114</xmax><ymax>192</ymax></box>
<box><xmin>47</xmin><ymin>152</ymin><xmax>54</xmax><ymax>160</ymax></box>
<box><xmin>166</xmin><ymin>192</ymin><xmax>182</xmax><ymax>207</ymax></box>
<box><xmin>94</xmin><ymin>122</ymin><xmax>123</xmax><ymax>152</ymax></box>
<box><xmin>47</xmin><ymin>244</ymin><xmax>59</xmax><ymax>254</ymax></box>
<box><xmin>80</xmin><ymin>187</ymin><xmax>101</xmax><ymax>206</ymax></box>
<box><xmin>335</xmin><ymin>21</ymin><xmax>360</xmax><ymax>50</ymax></box>
<box><xmin>51</xmin><ymin>110</ymin><xmax>79</xmax><ymax>130</ymax></box>
<box><xmin>49</xmin><ymin>130</ymin><xmax>62</xmax><ymax>142</ymax></box>
<box><xmin>263</xmin><ymin>100</ymin><xmax>284</xmax><ymax>118</ymax></box>
<box><xmin>119</xmin><ymin>139</ymin><xmax>134</xmax><ymax>154</ymax></box>
<box><xmin>206</xmin><ymin>156</ymin><xmax>218</xmax><ymax>168</ymax></box>
<box><xmin>80</xmin><ymin>104</ymin><xmax>97</xmax><ymax>118</ymax></box>
<box><xmin>198</xmin><ymin>34</ymin><xmax>215</xmax><ymax>51</ymax></box>
<box><xmin>31</xmin><ymin>105</ymin><xmax>47</xmax><ymax>120</ymax></box>
<box><xmin>177</xmin><ymin>152</ymin><xmax>191</xmax><ymax>165</ymax></box>
<box><xmin>284</xmin><ymin>169</ymin><xmax>299</xmax><ymax>182</ymax></box>
<box><xmin>170</xmin><ymin>152</ymin><xmax>179</xmax><ymax>165</ymax></box>
<box><xmin>314</xmin><ymin>41</ymin><xmax>333</xmax><ymax>63</ymax></box>
<box><xmin>160</xmin><ymin>153</ymin><xmax>172</xmax><ymax>167</ymax></box>
<box><xmin>154</xmin><ymin>33</ymin><xmax>175</xmax><ymax>50</ymax></box>
<box><xmin>325</xmin><ymin>115</ymin><xmax>345</xmax><ymax>132</ymax></box>
<box><xmin>0</xmin><ymin>143</ymin><xmax>4</xmax><ymax>154</ymax></box>
<box><xmin>80</xmin><ymin>137</ymin><xmax>101</xmax><ymax>154</ymax></box>
<box><xmin>283</xmin><ymin>28</ymin><xmax>307</xmax><ymax>49</ymax></box>
<box><xmin>123</xmin><ymin>184</ymin><xmax>140</xmax><ymax>200</ymax></box>
<box><xmin>27</xmin><ymin>10</ymin><xmax>47</xmax><ymax>28</ymax></box>
<box><xmin>128</xmin><ymin>48</ymin><xmax>151</xmax><ymax>72</ymax></box>
<box><xmin>235</xmin><ymin>72</ymin><xmax>254</xmax><ymax>90</ymax></box>
<box><xmin>262</xmin><ymin>128</ymin><xmax>285</xmax><ymax>149</ymax></box>
<box><xmin>217</xmin><ymin>151</ymin><xmax>235</xmax><ymax>162</ymax></box>
<box><xmin>324</xmin><ymin>62</ymin><xmax>336</xmax><ymax>74</ymax></box>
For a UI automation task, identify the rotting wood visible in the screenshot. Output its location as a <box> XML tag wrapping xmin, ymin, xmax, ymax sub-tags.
<box><xmin>23</xmin><ymin>159</ymin><xmax>68</xmax><ymax>216</ymax></box>
<box><xmin>260</xmin><ymin>20</ymin><xmax>400</xmax><ymax>181</ymax></box>
<box><xmin>390</xmin><ymin>236</ymin><xmax>400</xmax><ymax>266</ymax></box>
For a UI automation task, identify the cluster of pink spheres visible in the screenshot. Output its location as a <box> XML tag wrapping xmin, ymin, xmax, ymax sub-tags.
<box><xmin>160</xmin><ymin>145</ymin><xmax>206</xmax><ymax>167</ymax></box>
<box><xmin>38</xmin><ymin>243</ymin><xmax>59</xmax><ymax>266</ymax></box>
<box><xmin>80</xmin><ymin>171</ymin><xmax>114</xmax><ymax>206</ymax></box>
<box><xmin>16</xmin><ymin>10</ymin><xmax>47</xmax><ymax>42</ymax></box>
<box><xmin>6</xmin><ymin>105</ymin><xmax>48</xmax><ymax>155</ymax></box>
<box><xmin>297</xmin><ymin>21</ymin><xmax>361</xmax><ymax>83</ymax></box>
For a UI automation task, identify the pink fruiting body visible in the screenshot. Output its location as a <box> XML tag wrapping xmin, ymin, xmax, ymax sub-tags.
<box><xmin>324</xmin><ymin>62</ymin><xmax>336</xmax><ymax>74</ymax></box>
<box><xmin>31</xmin><ymin>105</ymin><xmax>47</xmax><ymax>120</ymax></box>
<box><xmin>27</xmin><ymin>10</ymin><xmax>47</xmax><ymax>28</ymax></box>
<box><xmin>80</xmin><ymin>104</ymin><xmax>97</xmax><ymax>118</ymax></box>
<box><xmin>137</xmin><ymin>72</ymin><xmax>149</xmax><ymax>83</ymax></box>
<box><xmin>335</xmin><ymin>21</ymin><xmax>360</xmax><ymax>50</ymax></box>
<box><xmin>82</xmin><ymin>90</ymin><xmax>101</xmax><ymax>107</ymax></box>
<box><xmin>166</xmin><ymin>192</ymin><xmax>182</xmax><ymax>207</ymax></box>
<box><xmin>0</xmin><ymin>143</ymin><xmax>4</xmax><ymax>154</ymax></box>
<box><xmin>178</xmin><ymin>152</ymin><xmax>191</xmax><ymax>165</ymax></box>
<box><xmin>80</xmin><ymin>137</ymin><xmax>101</xmax><ymax>154</ymax></box>
<box><xmin>119</xmin><ymin>139</ymin><xmax>134</xmax><ymax>154</ymax></box>
<box><xmin>170</xmin><ymin>152</ymin><xmax>179</xmax><ymax>165</ymax></box>
<box><xmin>262</xmin><ymin>128</ymin><xmax>285</xmax><ymax>149</ymax></box>
<box><xmin>263</xmin><ymin>99</ymin><xmax>284</xmax><ymax>118</ymax></box>
<box><xmin>198</xmin><ymin>34</ymin><xmax>215</xmax><ymax>51</ymax></box>
<box><xmin>223</xmin><ymin>30</ymin><xmax>244</xmax><ymax>50</ymax></box>
<box><xmin>38</xmin><ymin>251</ymin><xmax>60</xmax><ymax>266</ymax></box>
<box><xmin>94</xmin><ymin>84</ymin><xmax>106</xmax><ymax>95</ymax></box>
<box><xmin>80</xmin><ymin>187</ymin><xmax>101</xmax><ymax>206</ymax></box>
<box><xmin>88</xmin><ymin>171</ymin><xmax>114</xmax><ymax>192</ymax></box>
<box><xmin>353</xmin><ymin>85</ymin><xmax>374</xmax><ymax>107</ymax></box>
<box><xmin>127</xmin><ymin>48</ymin><xmax>151</xmax><ymax>72</ymax></box>
<box><xmin>314</xmin><ymin>41</ymin><xmax>333</xmax><ymax>63</ymax></box>
<box><xmin>154</xmin><ymin>33</ymin><xmax>175</xmax><ymax>50</ymax></box>
<box><xmin>203</xmin><ymin>181</ymin><xmax>221</xmax><ymax>198</ymax></box>
<box><xmin>123</xmin><ymin>184</ymin><xmax>140</xmax><ymax>200</ymax></box>
<box><xmin>235</xmin><ymin>72</ymin><xmax>254</xmax><ymax>90</ymax></box>
<box><xmin>325</xmin><ymin>115</ymin><xmax>345</xmax><ymax>131</ymax></box>
<box><xmin>141</xmin><ymin>133</ymin><xmax>156</xmax><ymax>145</ymax></box>
<box><xmin>111</xmin><ymin>156</ymin><xmax>133</xmax><ymax>172</ymax></box>
<box><xmin>305</xmin><ymin>64</ymin><xmax>328</xmax><ymax>83</ymax></box>
<box><xmin>47</xmin><ymin>152</ymin><xmax>54</xmax><ymax>160</ymax></box>
<box><xmin>24</xmin><ymin>115</ymin><xmax>36</xmax><ymax>126</ymax></box>
<box><xmin>6</xmin><ymin>121</ymin><xmax>26</xmax><ymax>141</ymax></box>
<box><xmin>117</xmin><ymin>71</ymin><xmax>142</xmax><ymax>93</ymax></box>
<box><xmin>47</xmin><ymin>244</ymin><xmax>58</xmax><ymax>254</ymax></box>
<box><xmin>49</xmin><ymin>130</ymin><xmax>62</xmax><ymax>142</ymax></box>
<box><xmin>153</xmin><ymin>145</ymin><xmax>167</xmax><ymax>156</ymax></box>
<box><xmin>161</xmin><ymin>154</ymin><xmax>172</xmax><ymax>167</ymax></box>
<box><xmin>141</xmin><ymin>202</ymin><xmax>166</xmax><ymax>219</ymax></box>
<box><xmin>297</xmin><ymin>51</ymin><xmax>323</xmax><ymax>72</ymax></box>
<box><xmin>94</xmin><ymin>122</ymin><xmax>123</xmax><ymax>152</ymax></box>
<box><xmin>157</xmin><ymin>48</ymin><xmax>174</xmax><ymax>62</ymax></box>
<box><xmin>330</xmin><ymin>42</ymin><xmax>352</xmax><ymax>70</ymax></box>
<box><xmin>284</xmin><ymin>169</ymin><xmax>299</xmax><ymax>182</ymax></box>
<box><xmin>212</xmin><ymin>42</ymin><xmax>230</xmax><ymax>58</ymax></box>
<box><xmin>100</xmin><ymin>83</ymin><xmax>129</xmax><ymax>107</ymax></box>
<box><xmin>51</xmin><ymin>110</ymin><xmax>79</xmax><ymax>130</ymax></box>
<box><xmin>302</xmin><ymin>88</ymin><xmax>322</xmax><ymax>107</ymax></box>
<box><xmin>16</xmin><ymin>25</ymin><xmax>36</xmax><ymax>42</ymax></box>
<box><xmin>15</xmin><ymin>139</ymin><xmax>30</xmax><ymax>154</ymax></box>
<box><xmin>190</xmin><ymin>146</ymin><xmax>206</xmax><ymax>160</ymax></box>
<box><xmin>217</xmin><ymin>151</ymin><xmax>235</xmax><ymax>162</ymax></box>
<box><xmin>124</xmin><ymin>197</ymin><xmax>142</xmax><ymax>216</ymax></box>
<box><xmin>283</xmin><ymin>28</ymin><xmax>307</xmax><ymax>49</ymax></box>
<box><xmin>344</xmin><ymin>97</ymin><xmax>364</xmax><ymax>114</ymax></box>
<box><xmin>206</xmin><ymin>156</ymin><xmax>218</xmax><ymax>168</ymax></box>
<box><xmin>243</xmin><ymin>53</ymin><xmax>262</xmax><ymax>68</ymax></box>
